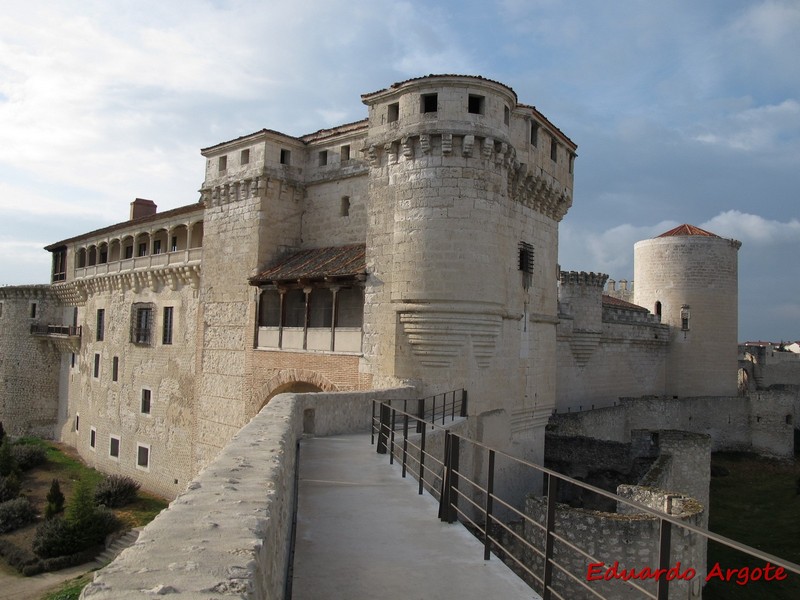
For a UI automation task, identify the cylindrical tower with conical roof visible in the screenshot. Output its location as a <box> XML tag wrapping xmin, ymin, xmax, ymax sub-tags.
<box><xmin>634</xmin><ymin>224</ymin><xmax>741</xmax><ymax>397</ymax></box>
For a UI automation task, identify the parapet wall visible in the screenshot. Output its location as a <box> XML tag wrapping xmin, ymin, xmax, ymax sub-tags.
<box><xmin>80</xmin><ymin>386</ymin><xmax>414</xmax><ymax>599</ymax></box>
<box><xmin>550</xmin><ymin>393</ymin><xmax>794</xmax><ymax>458</ymax></box>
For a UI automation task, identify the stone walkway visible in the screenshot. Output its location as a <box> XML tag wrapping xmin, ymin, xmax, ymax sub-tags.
<box><xmin>291</xmin><ymin>434</ymin><xmax>540</xmax><ymax>600</ymax></box>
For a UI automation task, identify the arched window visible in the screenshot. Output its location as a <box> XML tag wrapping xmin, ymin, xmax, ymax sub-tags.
<box><xmin>655</xmin><ymin>301</ymin><xmax>662</xmax><ymax>320</ymax></box>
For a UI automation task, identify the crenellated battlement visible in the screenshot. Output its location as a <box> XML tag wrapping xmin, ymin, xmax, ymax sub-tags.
<box><xmin>559</xmin><ymin>270</ymin><xmax>609</xmax><ymax>287</ymax></box>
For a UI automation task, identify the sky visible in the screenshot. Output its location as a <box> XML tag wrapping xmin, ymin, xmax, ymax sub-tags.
<box><xmin>0</xmin><ymin>0</ymin><xmax>797</xmax><ymax>341</ymax></box>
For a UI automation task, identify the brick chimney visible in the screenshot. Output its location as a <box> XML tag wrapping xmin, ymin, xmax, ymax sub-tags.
<box><xmin>130</xmin><ymin>198</ymin><xmax>157</xmax><ymax>220</ymax></box>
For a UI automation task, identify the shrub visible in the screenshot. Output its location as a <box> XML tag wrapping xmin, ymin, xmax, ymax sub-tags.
<box><xmin>11</xmin><ymin>444</ymin><xmax>46</xmax><ymax>471</ymax></box>
<box><xmin>65</xmin><ymin>477</ymin><xmax>95</xmax><ymax>528</ymax></box>
<box><xmin>0</xmin><ymin>497</ymin><xmax>36</xmax><ymax>533</ymax></box>
<box><xmin>46</xmin><ymin>479</ymin><xmax>65</xmax><ymax>518</ymax></box>
<box><xmin>94</xmin><ymin>475</ymin><xmax>140</xmax><ymax>508</ymax></box>
<box><xmin>0</xmin><ymin>438</ymin><xmax>16</xmax><ymax>477</ymax></box>
<box><xmin>0</xmin><ymin>473</ymin><xmax>21</xmax><ymax>502</ymax></box>
<box><xmin>33</xmin><ymin>517</ymin><xmax>81</xmax><ymax>558</ymax></box>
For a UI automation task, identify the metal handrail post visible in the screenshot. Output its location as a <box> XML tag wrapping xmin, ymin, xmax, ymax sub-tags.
<box><xmin>484</xmin><ymin>448</ymin><xmax>496</xmax><ymax>560</ymax></box>
<box><xmin>543</xmin><ymin>473</ymin><xmax>557</xmax><ymax>600</ymax></box>
<box><xmin>417</xmin><ymin>398</ymin><xmax>425</xmax><ymax>433</ymax></box>
<box><xmin>389</xmin><ymin>407</ymin><xmax>396</xmax><ymax>465</ymax></box>
<box><xmin>656</xmin><ymin>519</ymin><xmax>672</xmax><ymax>600</ymax></box>
<box><xmin>376</xmin><ymin>402</ymin><xmax>390</xmax><ymax>454</ymax></box>
<box><xmin>419</xmin><ymin>423</ymin><xmax>426</xmax><ymax>495</ymax></box>
<box><xmin>402</xmin><ymin>414</ymin><xmax>409</xmax><ymax>478</ymax></box>
<box><xmin>438</xmin><ymin>431</ymin><xmax>452</xmax><ymax>521</ymax></box>
<box><xmin>460</xmin><ymin>389</ymin><xmax>468</xmax><ymax>417</ymax></box>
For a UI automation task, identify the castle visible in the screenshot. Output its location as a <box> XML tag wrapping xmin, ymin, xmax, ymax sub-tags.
<box><xmin>1</xmin><ymin>74</ymin><xmax>786</xmax><ymax>503</ymax></box>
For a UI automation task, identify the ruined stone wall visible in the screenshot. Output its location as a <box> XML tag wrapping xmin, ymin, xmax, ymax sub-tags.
<box><xmin>0</xmin><ymin>286</ymin><xmax>62</xmax><ymax>438</ymax></box>
<box><xmin>80</xmin><ymin>387</ymin><xmax>414</xmax><ymax>600</ymax></box>
<box><xmin>56</xmin><ymin>282</ymin><xmax>201</xmax><ymax>500</ymax></box>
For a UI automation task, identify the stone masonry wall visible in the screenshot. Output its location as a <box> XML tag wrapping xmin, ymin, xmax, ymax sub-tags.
<box><xmin>81</xmin><ymin>386</ymin><xmax>415</xmax><ymax>600</ymax></box>
<box><xmin>0</xmin><ymin>286</ymin><xmax>62</xmax><ymax>438</ymax></box>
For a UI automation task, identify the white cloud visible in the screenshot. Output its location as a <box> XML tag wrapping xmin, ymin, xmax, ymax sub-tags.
<box><xmin>693</xmin><ymin>100</ymin><xmax>800</xmax><ymax>153</ymax></box>
<box><xmin>702</xmin><ymin>211</ymin><xmax>800</xmax><ymax>245</ymax></box>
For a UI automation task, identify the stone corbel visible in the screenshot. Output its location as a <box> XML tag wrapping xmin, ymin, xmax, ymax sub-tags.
<box><xmin>462</xmin><ymin>135</ymin><xmax>474</xmax><ymax>157</ymax></box>
<box><xmin>384</xmin><ymin>141</ymin><xmax>397</xmax><ymax>164</ymax></box>
<box><xmin>366</xmin><ymin>144</ymin><xmax>379</xmax><ymax>167</ymax></box>
<box><xmin>441</xmin><ymin>133</ymin><xmax>452</xmax><ymax>155</ymax></box>
<box><xmin>482</xmin><ymin>137</ymin><xmax>494</xmax><ymax>160</ymax></box>
<box><xmin>401</xmin><ymin>136</ymin><xmax>414</xmax><ymax>160</ymax></box>
<box><xmin>420</xmin><ymin>134</ymin><xmax>431</xmax><ymax>155</ymax></box>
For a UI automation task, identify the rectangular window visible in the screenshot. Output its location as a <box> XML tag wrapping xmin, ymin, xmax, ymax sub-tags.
<box><xmin>93</xmin><ymin>353</ymin><xmax>100</xmax><ymax>379</ymax></box>
<box><xmin>318</xmin><ymin>150</ymin><xmax>328</xmax><ymax>166</ymax></box>
<box><xmin>421</xmin><ymin>93</ymin><xmax>438</xmax><ymax>113</ymax></box>
<box><xmin>96</xmin><ymin>309</ymin><xmax>105</xmax><ymax>341</ymax></box>
<box><xmin>468</xmin><ymin>95</ymin><xmax>485</xmax><ymax>115</ymax></box>
<box><xmin>530</xmin><ymin>122</ymin><xmax>539</xmax><ymax>146</ymax></box>
<box><xmin>171</xmin><ymin>236</ymin><xmax>178</xmax><ymax>252</ymax></box>
<box><xmin>550</xmin><ymin>137</ymin><xmax>558</xmax><ymax>162</ymax></box>
<box><xmin>153</xmin><ymin>239</ymin><xmax>162</xmax><ymax>255</ymax></box>
<box><xmin>141</xmin><ymin>389</ymin><xmax>151</xmax><ymax>414</ymax></box>
<box><xmin>340</xmin><ymin>196</ymin><xmax>351</xmax><ymax>217</ymax></box>
<box><xmin>75</xmin><ymin>414</ymin><xmax>79</xmax><ymax>432</ymax></box>
<box><xmin>0</xmin><ymin>302</ymin><xmax>3</xmax><ymax>318</ymax></box>
<box><xmin>124</xmin><ymin>245</ymin><xmax>133</xmax><ymax>259</ymax></box>
<box><xmin>218</xmin><ymin>155</ymin><xmax>227</xmax><ymax>172</ymax></box>
<box><xmin>112</xmin><ymin>356</ymin><xmax>119</xmax><ymax>382</ymax></box>
<box><xmin>109</xmin><ymin>435</ymin><xmax>120</xmax><ymax>459</ymax></box>
<box><xmin>569</xmin><ymin>153</ymin><xmax>575</xmax><ymax>174</ymax></box>
<box><xmin>280</xmin><ymin>149</ymin><xmax>291</xmax><ymax>165</ymax></box>
<box><xmin>387</xmin><ymin>102</ymin><xmax>399</xmax><ymax>123</ymax></box>
<box><xmin>504</xmin><ymin>106</ymin><xmax>510</xmax><ymax>125</ymax></box>
<box><xmin>90</xmin><ymin>427</ymin><xmax>96</xmax><ymax>450</ymax></box>
<box><xmin>258</xmin><ymin>289</ymin><xmax>281</xmax><ymax>327</ymax></box>
<box><xmin>162</xmin><ymin>306</ymin><xmax>174</xmax><ymax>345</ymax></box>
<box><xmin>131</xmin><ymin>303</ymin><xmax>154</xmax><ymax>345</ymax></box>
<box><xmin>240</xmin><ymin>149</ymin><xmax>250</xmax><ymax>165</ymax></box>
<box><xmin>30</xmin><ymin>303</ymin><xmax>37</xmax><ymax>319</ymax></box>
<box><xmin>137</xmin><ymin>444</ymin><xmax>150</xmax><ymax>470</ymax></box>
<box><xmin>138</xmin><ymin>242</ymin><xmax>147</xmax><ymax>257</ymax></box>
<box><xmin>71</xmin><ymin>353</ymin><xmax>76</xmax><ymax>368</ymax></box>
<box><xmin>340</xmin><ymin>145</ymin><xmax>350</xmax><ymax>162</ymax></box>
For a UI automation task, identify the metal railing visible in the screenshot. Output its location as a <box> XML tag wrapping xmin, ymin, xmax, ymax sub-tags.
<box><xmin>371</xmin><ymin>389</ymin><xmax>467</xmax><ymax>437</ymax></box>
<box><xmin>30</xmin><ymin>324</ymin><xmax>82</xmax><ymax>337</ymax></box>
<box><xmin>370</xmin><ymin>400</ymin><xmax>800</xmax><ymax>600</ymax></box>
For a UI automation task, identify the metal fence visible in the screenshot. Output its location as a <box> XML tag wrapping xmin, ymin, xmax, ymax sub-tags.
<box><xmin>30</xmin><ymin>324</ymin><xmax>82</xmax><ymax>337</ymax></box>
<box><xmin>370</xmin><ymin>399</ymin><xmax>800</xmax><ymax>600</ymax></box>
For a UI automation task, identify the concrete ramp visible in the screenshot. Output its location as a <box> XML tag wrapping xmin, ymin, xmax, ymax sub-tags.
<box><xmin>291</xmin><ymin>434</ymin><xmax>539</xmax><ymax>600</ymax></box>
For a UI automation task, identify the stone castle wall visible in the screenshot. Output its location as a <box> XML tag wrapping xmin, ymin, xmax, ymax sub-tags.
<box><xmin>0</xmin><ymin>286</ymin><xmax>62</xmax><ymax>438</ymax></box>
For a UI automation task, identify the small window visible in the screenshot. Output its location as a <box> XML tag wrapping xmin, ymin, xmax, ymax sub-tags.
<box><xmin>171</xmin><ymin>236</ymin><xmax>178</xmax><ymax>252</ymax></box>
<box><xmin>30</xmin><ymin>303</ymin><xmax>37</xmax><ymax>319</ymax></box>
<box><xmin>240</xmin><ymin>149</ymin><xmax>250</xmax><ymax>165</ymax></box>
<box><xmin>504</xmin><ymin>106</ymin><xmax>510</xmax><ymax>125</ymax></box>
<box><xmin>387</xmin><ymin>102</ymin><xmax>399</xmax><ymax>123</ymax></box>
<box><xmin>280</xmin><ymin>149</ymin><xmax>291</xmax><ymax>165</ymax></box>
<box><xmin>655</xmin><ymin>301</ymin><xmax>662</xmax><ymax>319</ymax></box>
<box><xmin>138</xmin><ymin>242</ymin><xmax>147</xmax><ymax>257</ymax></box>
<box><xmin>131</xmin><ymin>303</ymin><xmax>154</xmax><ymax>345</ymax></box>
<box><xmin>90</xmin><ymin>427</ymin><xmax>96</xmax><ymax>450</ymax></box>
<box><xmin>340</xmin><ymin>196</ymin><xmax>351</xmax><ymax>217</ymax></box>
<box><xmin>163</xmin><ymin>306</ymin><xmax>174</xmax><ymax>345</ymax></box>
<box><xmin>141</xmin><ymin>389</ymin><xmax>152</xmax><ymax>415</ymax></box>
<box><xmin>530</xmin><ymin>122</ymin><xmax>539</xmax><ymax>146</ymax></box>
<box><xmin>109</xmin><ymin>435</ymin><xmax>120</xmax><ymax>459</ymax></box>
<box><xmin>550</xmin><ymin>137</ymin><xmax>558</xmax><ymax>162</ymax></box>
<box><xmin>258</xmin><ymin>289</ymin><xmax>281</xmax><ymax>327</ymax></box>
<box><xmin>468</xmin><ymin>95</ymin><xmax>485</xmax><ymax>115</ymax></box>
<box><xmin>124</xmin><ymin>245</ymin><xmax>133</xmax><ymax>259</ymax></box>
<box><xmin>0</xmin><ymin>302</ymin><xmax>3</xmax><ymax>318</ymax></box>
<box><xmin>569</xmin><ymin>153</ymin><xmax>575</xmax><ymax>174</ymax></box>
<box><xmin>71</xmin><ymin>353</ymin><xmax>76</xmax><ymax>369</ymax></box>
<box><xmin>93</xmin><ymin>353</ymin><xmax>100</xmax><ymax>379</ymax></box>
<box><xmin>340</xmin><ymin>145</ymin><xmax>350</xmax><ymax>162</ymax></box>
<box><xmin>519</xmin><ymin>241</ymin><xmax>534</xmax><ymax>289</ymax></box>
<box><xmin>681</xmin><ymin>305</ymin><xmax>691</xmax><ymax>331</ymax></box>
<box><xmin>112</xmin><ymin>356</ymin><xmax>119</xmax><ymax>382</ymax></box>
<box><xmin>96</xmin><ymin>309</ymin><xmax>105</xmax><ymax>341</ymax></box>
<box><xmin>137</xmin><ymin>444</ymin><xmax>150</xmax><ymax>470</ymax></box>
<box><xmin>75</xmin><ymin>414</ymin><xmax>79</xmax><ymax>432</ymax></box>
<box><xmin>153</xmin><ymin>239</ymin><xmax>162</xmax><ymax>255</ymax></box>
<box><xmin>318</xmin><ymin>150</ymin><xmax>328</xmax><ymax>166</ymax></box>
<box><xmin>218</xmin><ymin>155</ymin><xmax>227</xmax><ymax>172</ymax></box>
<box><xmin>421</xmin><ymin>93</ymin><xmax>438</xmax><ymax>113</ymax></box>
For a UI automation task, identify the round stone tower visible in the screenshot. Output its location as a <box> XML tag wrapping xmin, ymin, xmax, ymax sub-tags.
<box><xmin>633</xmin><ymin>224</ymin><xmax>741</xmax><ymax>397</ymax></box>
<box><xmin>360</xmin><ymin>75</ymin><xmax>576</xmax><ymax>470</ymax></box>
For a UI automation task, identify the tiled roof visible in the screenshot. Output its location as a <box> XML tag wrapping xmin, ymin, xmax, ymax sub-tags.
<box><xmin>250</xmin><ymin>244</ymin><xmax>366</xmax><ymax>285</ymax></box>
<box><xmin>657</xmin><ymin>224</ymin><xmax>719</xmax><ymax>238</ymax></box>
<box><xmin>602</xmin><ymin>295</ymin><xmax>649</xmax><ymax>312</ymax></box>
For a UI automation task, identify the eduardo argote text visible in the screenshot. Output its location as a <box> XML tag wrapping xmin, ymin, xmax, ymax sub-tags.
<box><xmin>587</xmin><ymin>561</ymin><xmax>788</xmax><ymax>586</ymax></box>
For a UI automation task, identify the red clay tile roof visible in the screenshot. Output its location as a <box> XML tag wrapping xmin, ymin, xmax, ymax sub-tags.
<box><xmin>250</xmin><ymin>244</ymin><xmax>366</xmax><ymax>285</ymax></box>
<box><xmin>657</xmin><ymin>224</ymin><xmax>719</xmax><ymax>238</ymax></box>
<box><xmin>602</xmin><ymin>295</ymin><xmax>649</xmax><ymax>312</ymax></box>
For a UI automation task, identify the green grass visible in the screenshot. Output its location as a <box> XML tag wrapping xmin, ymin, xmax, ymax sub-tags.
<box><xmin>704</xmin><ymin>452</ymin><xmax>800</xmax><ymax>599</ymax></box>
<box><xmin>40</xmin><ymin>572</ymin><xmax>94</xmax><ymax>600</ymax></box>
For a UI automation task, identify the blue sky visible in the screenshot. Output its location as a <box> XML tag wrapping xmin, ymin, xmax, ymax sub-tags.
<box><xmin>0</xmin><ymin>0</ymin><xmax>798</xmax><ymax>341</ymax></box>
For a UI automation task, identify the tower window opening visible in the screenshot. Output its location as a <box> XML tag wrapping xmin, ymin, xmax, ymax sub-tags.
<box><xmin>504</xmin><ymin>106</ymin><xmax>510</xmax><ymax>125</ymax></box>
<box><xmin>530</xmin><ymin>122</ymin><xmax>539</xmax><ymax>146</ymax></box>
<box><xmin>240</xmin><ymin>149</ymin><xmax>250</xmax><ymax>165</ymax></box>
<box><xmin>655</xmin><ymin>301</ymin><xmax>662</xmax><ymax>320</ymax></box>
<box><xmin>569</xmin><ymin>153</ymin><xmax>575</xmax><ymax>174</ymax></box>
<box><xmin>421</xmin><ymin>93</ymin><xmax>438</xmax><ymax>113</ymax></box>
<box><xmin>550</xmin><ymin>137</ymin><xmax>558</xmax><ymax>162</ymax></box>
<box><xmin>519</xmin><ymin>241</ymin><xmax>534</xmax><ymax>289</ymax></box>
<box><xmin>680</xmin><ymin>305</ymin><xmax>690</xmax><ymax>331</ymax></box>
<box><xmin>340</xmin><ymin>196</ymin><xmax>351</xmax><ymax>217</ymax></box>
<box><xmin>218</xmin><ymin>156</ymin><xmax>227</xmax><ymax>173</ymax></box>
<box><xmin>280</xmin><ymin>149</ymin><xmax>291</xmax><ymax>165</ymax></box>
<box><xmin>318</xmin><ymin>150</ymin><xmax>328</xmax><ymax>166</ymax></box>
<box><xmin>340</xmin><ymin>145</ymin><xmax>351</xmax><ymax>162</ymax></box>
<box><xmin>468</xmin><ymin>95</ymin><xmax>485</xmax><ymax>115</ymax></box>
<box><xmin>387</xmin><ymin>102</ymin><xmax>399</xmax><ymax>123</ymax></box>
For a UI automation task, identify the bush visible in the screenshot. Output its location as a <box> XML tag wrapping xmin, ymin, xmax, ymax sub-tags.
<box><xmin>33</xmin><ymin>517</ymin><xmax>81</xmax><ymax>558</ymax></box>
<box><xmin>11</xmin><ymin>444</ymin><xmax>46</xmax><ymax>471</ymax></box>
<box><xmin>0</xmin><ymin>438</ymin><xmax>16</xmax><ymax>477</ymax></box>
<box><xmin>45</xmin><ymin>479</ymin><xmax>65</xmax><ymax>519</ymax></box>
<box><xmin>0</xmin><ymin>497</ymin><xmax>37</xmax><ymax>533</ymax></box>
<box><xmin>94</xmin><ymin>475</ymin><xmax>140</xmax><ymax>508</ymax></box>
<box><xmin>0</xmin><ymin>473</ymin><xmax>21</xmax><ymax>502</ymax></box>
